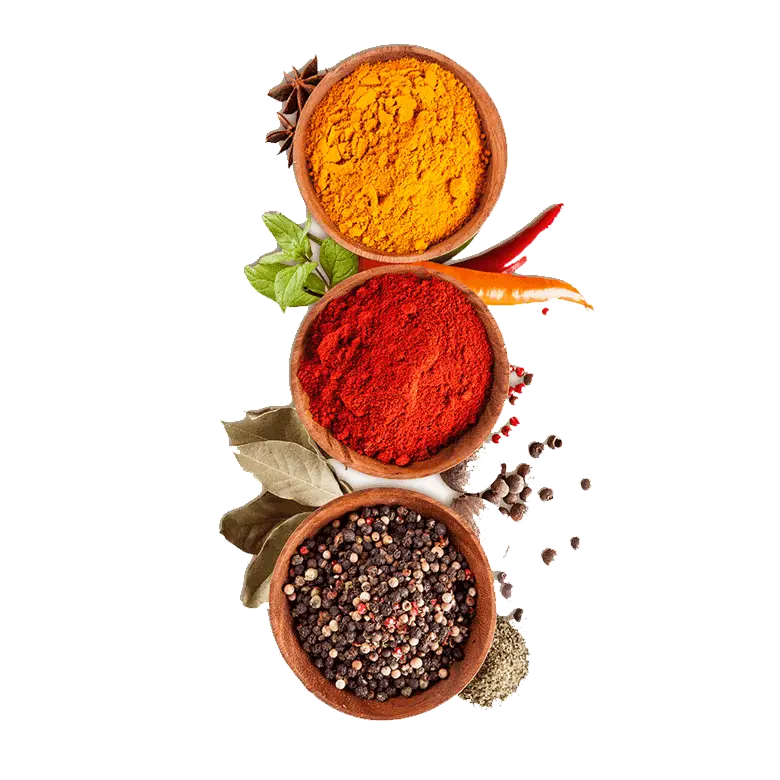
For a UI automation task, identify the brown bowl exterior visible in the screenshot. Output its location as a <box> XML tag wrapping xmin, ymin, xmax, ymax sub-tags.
<box><xmin>290</xmin><ymin>265</ymin><xmax>509</xmax><ymax>479</ymax></box>
<box><xmin>292</xmin><ymin>44</ymin><xmax>507</xmax><ymax>263</ymax></box>
<box><xmin>268</xmin><ymin>488</ymin><xmax>496</xmax><ymax>720</ymax></box>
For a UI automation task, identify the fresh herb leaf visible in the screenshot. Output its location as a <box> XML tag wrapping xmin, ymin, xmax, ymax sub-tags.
<box><xmin>303</xmin><ymin>267</ymin><xmax>326</xmax><ymax>297</ymax></box>
<box><xmin>244</xmin><ymin>262</ymin><xmax>286</xmax><ymax>301</ymax></box>
<box><xmin>274</xmin><ymin>261</ymin><xmax>318</xmax><ymax>311</ymax></box>
<box><xmin>256</xmin><ymin>251</ymin><xmax>288</xmax><ymax>265</ymax></box>
<box><xmin>319</xmin><ymin>238</ymin><xmax>358</xmax><ymax>287</ymax></box>
<box><xmin>262</xmin><ymin>212</ymin><xmax>310</xmax><ymax>261</ymax></box>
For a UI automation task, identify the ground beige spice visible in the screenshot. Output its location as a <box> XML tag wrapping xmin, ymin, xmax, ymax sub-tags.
<box><xmin>305</xmin><ymin>57</ymin><xmax>489</xmax><ymax>254</ymax></box>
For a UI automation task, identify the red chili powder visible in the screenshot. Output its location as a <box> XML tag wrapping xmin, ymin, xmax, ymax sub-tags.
<box><xmin>298</xmin><ymin>274</ymin><xmax>493</xmax><ymax>465</ymax></box>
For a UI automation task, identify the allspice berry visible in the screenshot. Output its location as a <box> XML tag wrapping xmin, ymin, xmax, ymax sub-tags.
<box><xmin>528</xmin><ymin>442</ymin><xmax>544</xmax><ymax>459</ymax></box>
<box><xmin>519</xmin><ymin>486</ymin><xmax>532</xmax><ymax>501</ymax></box>
<box><xmin>505</xmin><ymin>492</ymin><xmax>521</xmax><ymax>505</ymax></box>
<box><xmin>517</xmin><ymin>463</ymin><xmax>531</xmax><ymax>478</ymax></box>
<box><xmin>523</xmin><ymin>373</ymin><xmax>533</xmax><ymax>385</ymax></box>
<box><xmin>541</xmin><ymin>548</ymin><xmax>556</xmax><ymax>565</ymax></box>
<box><xmin>570</xmin><ymin>536</ymin><xmax>580</xmax><ymax>550</ymax></box>
<box><xmin>500</xmin><ymin>582</ymin><xmax>513</xmax><ymax>599</ymax></box>
<box><xmin>509</xmin><ymin>502</ymin><xmax>528</xmax><ymax>522</ymax></box>
<box><xmin>506</xmin><ymin>474</ymin><xmax>524</xmax><ymax>493</ymax></box>
<box><xmin>491</xmin><ymin>478</ymin><xmax>510</xmax><ymax>498</ymax></box>
<box><xmin>482</xmin><ymin>490</ymin><xmax>501</xmax><ymax>505</ymax></box>
<box><xmin>546</xmin><ymin>435</ymin><xmax>557</xmax><ymax>449</ymax></box>
<box><xmin>539</xmin><ymin>487</ymin><xmax>554</xmax><ymax>502</ymax></box>
<box><xmin>581</xmin><ymin>478</ymin><xmax>591</xmax><ymax>491</ymax></box>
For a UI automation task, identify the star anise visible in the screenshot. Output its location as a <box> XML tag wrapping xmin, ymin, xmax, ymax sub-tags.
<box><xmin>267</xmin><ymin>55</ymin><xmax>324</xmax><ymax>115</ymax></box>
<box><xmin>265</xmin><ymin>112</ymin><xmax>297</xmax><ymax>167</ymax></box>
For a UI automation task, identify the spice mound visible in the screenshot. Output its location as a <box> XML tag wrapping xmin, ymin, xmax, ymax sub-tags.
<box><xmin>298</xmin><ymin>274</ymin><xmax>493</xmax><ymax>465</ymax></box>
<box><xmin>305</xmin><ymin>57</ymin><xmax>489</xmax><ymax>254</ymax></box>
<box><xmin>459</xmin><ymin>618</ymin><xmax>529</xmax><ymax>707</ymax></box>
<box><xmin>283</xmin><ymin>504</ymin><xmax>477</xmax><ymax>701</ymax></box>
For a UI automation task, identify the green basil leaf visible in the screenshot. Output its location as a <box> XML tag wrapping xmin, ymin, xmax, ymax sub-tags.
<box><xmin>262</xmin><ymin>212</ymin><xmax>310</xmax><ymax>261</ymax></box>
<box><xmin>256</xmin><ymin>251</ymin><xmax>289</xmax><ymax>265</ymax></box>
<box><xmin>274</xmin><ymin>261</ymin><xmax>318</xmax><ymax>312</ymax></box>
<box><xmin>244</xmin><ymin>262</ymin><xmax>286</xmax><ymax>301</ymax></box>
<box><xmin>319</xmin><ymin>238</ymin><xmax>358</xmax><ymax>286</ymax></box>
<box><xmin>304</xmin><ymin>270</ymin><xmax>326</xmax><ymax>296</ymax></box>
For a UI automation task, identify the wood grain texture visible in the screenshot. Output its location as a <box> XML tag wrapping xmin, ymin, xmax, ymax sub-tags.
<box><xmin>268</xmin><ymin>488</ymin><xmax>496</xmax><ymax>720</ymax></box>
<box><xmin>290</xmin><ymin>265</ymin><xmax>510</xmax><ymax>479</ymax></box>
<box><xmin>292</xmin><ymin>44</ymin><xmax>507</xmax><ymax>263</ymax></box>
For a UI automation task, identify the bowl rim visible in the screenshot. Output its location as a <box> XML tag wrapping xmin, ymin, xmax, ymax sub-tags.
<box><xmin>289</xmin><ymin>264</ymin><xmax>510</xmax><ymax>479</ymax></box>
<box><xmin>268</xmin><ymin>487</ymin><xmax>497</xmax><ymax>719</ymax></box>
<box><xmin>292</xmin><ymin>43</ymin><xmax>507</xmax><ymax>263</ymax></box>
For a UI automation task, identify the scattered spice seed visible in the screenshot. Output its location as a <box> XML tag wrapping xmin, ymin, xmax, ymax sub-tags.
<box><xmin>506</xmin><ymin>474</ymin><xmax>524</xmax><ymax>493</ymax></box>
<box><xmin>500</xmin><ymin>463</ymin><xmax>507</xmax><ymax>476</ymax></box>
<box><xmin>519</xmin><ymin>486</ymin><xmax>532</xmax><ymax>501</ymax></box>
<box><xmin>499</xmin><ymin>506</ymin><xmax>509</xmax><ymax>516</ymax></box>
<box><xmin>570</xmin><ymin>537</ymin><xmax>580</xmax><ymax>550</ymax></box>
<box><xmin>542</xmin><ymin>308</ymin><xmax>549</xmax><ymax>315</ymax></box>
<box><xmin>542</xmin><ymin>548</ymin><xmax>556</xmax><ymax>565</ymax></box>
<box><xmin>509</xmin><ymin>417</ymin><xmax>519</xmax><ymax>426</ymax></box>
<box><xmin>510</xmin><ymin>608</ymin><xmax>523</xmax><ymax>622</ymax></box>
<box><xmin>517</xmin><ymin>464</ymin><xmax>531</xmax><ymax>478</ymax></box>
<box><xmin>509</xmin><ymin>395</ymin><xmax>518</xmax><ymax>406</ymax></box>
<box><xmin>493</xmin><ymin>571</ymin><xmax>507</xmax><ymax>583</ymax></box>
<box><xmin>491</xmin><ymin>434</ymin><xmax>501</xmax><ymax>444</ymax></box>
<box><xmin>523</xmin><ymin>373</ymin><xmax>533</xmax><ymax>386</ymax></box>
<box><xmin>554</xmin><ymin>438</ymin><xmax>563</xmax><ymax>448</ymax></box>
<box><xmin>500</xmin><ymin>582</ymin><xmax>513</xmax><ymax>599</ymax></box>
<box><xmin>491</xmin><ymin>478</ymin><xmax>510</xmax><ymax>498</ymax></box>
<box><xmin>509</xmin><ymin>503</ymin><xmax>528</xmax><ymax>522</ymax></box>
<box><xmin>546</xmin><ymin>435</ymin><xmax>557</xmax><ymax>448</ymax></box>
<box><xmin>501</xmin><ymin>425</ymin><xmax>511</xmax><ymax>437</ymax></box>
<box><xmin>581</xmin><ymin>478</ymin><xmax>591</xmax><ymax>491</ymax></box>
<box><xmin>539</xmin><ymin>488</ymin><xmax>554</xmax><ymax>502</ymax></box>
<box><xmin>529</xmin><ymin>442</ymin><xmax>544</xmax><ymax>459</ymax></box>
<box><xmin>482</xmin><ymin>490</ymin><xmax>501</xmax><ymax>505</ymax></box>
<box><xmin>459</xmin><ymin>619</ymin><xmax>529</xmax><ymax>707</ymax></box>
<box><xmin>505</xmin><ymin>492</ymin><xmax>520</xmax><ymax>505</ymax></box>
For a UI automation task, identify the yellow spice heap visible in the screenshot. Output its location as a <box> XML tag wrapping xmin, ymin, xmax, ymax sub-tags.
<box><xmin>305</xmin><ymin>58</ymin><xmax>489</xmax><ymax>254</ymax></box>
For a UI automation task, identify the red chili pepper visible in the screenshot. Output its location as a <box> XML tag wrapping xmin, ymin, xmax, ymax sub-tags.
<box><xmin>449</xmin><ymin>204</ymin><xmax>563</xmax><ymax>273</ymax></box>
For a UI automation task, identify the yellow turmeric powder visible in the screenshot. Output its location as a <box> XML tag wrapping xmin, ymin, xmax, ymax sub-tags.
<box><xmin>305</xmin><ymin>58</ymin><xmax>489</xmax><ymax>255</ymax></box>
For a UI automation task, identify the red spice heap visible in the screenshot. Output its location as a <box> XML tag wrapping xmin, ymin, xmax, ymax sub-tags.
<box><xmin>298</xmin><ymin>275</ymin><xmax>493</xmax><ymax>465</ymax></box>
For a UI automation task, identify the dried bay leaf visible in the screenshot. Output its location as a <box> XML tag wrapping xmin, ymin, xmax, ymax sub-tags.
<box><xmin>241</xmin><ymin>512</ymin><xmax>310</xmax><ymax>607</ymax></box>
<box><xmin>245</xmin><ymin>406</ymin><xmax>284</xmax><ymax>420</ymax></box>
<box><xmin>329</xmin><ymin>465</ymin><xmax>353</xmax><ymax>494</ymax></box>
<box><xmin>220</xmin><ymin>492</ymin><xmax>313</xmax><ymax>554</ymax></box>
<box><xmin>235</xmin><ymin>440</ymin><xmax>342</xmax><ymax>506</ymax></box>
<box><xmin>222</xmin><ymin>406</ymin><xmax>318</xmax><ymax>453</ymax></box>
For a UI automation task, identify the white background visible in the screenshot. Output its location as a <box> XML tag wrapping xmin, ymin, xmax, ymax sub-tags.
<box><xmin>2</xmin><ymin>2</ymin><xmax>779</xmax><ymax>778</ymax></box>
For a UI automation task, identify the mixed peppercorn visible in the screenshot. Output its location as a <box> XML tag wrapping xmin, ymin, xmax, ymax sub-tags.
<box><xmin>283</xmin><ymin>504</ymin><xmax>477</xmax><ymax>701</ymax></box>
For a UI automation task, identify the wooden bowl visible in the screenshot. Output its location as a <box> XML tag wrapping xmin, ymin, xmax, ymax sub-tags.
<box><xmin>268</xmin><ymin>488</ymin><xmax>496</xmax><ymax>720</ymax></box>
<box><xmin>292</xmin><ymin>44</ymin><xmax>507</xmax><ymax>263</ymax></box>
<box><xmin>290</xmin><ymin>265</ymin><xmax>509</xmax><ymax>479</ymax></box>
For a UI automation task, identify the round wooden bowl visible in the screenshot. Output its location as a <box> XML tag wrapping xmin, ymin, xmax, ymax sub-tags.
<box><xmin>292</xmin><ymin>44</ymin><xmax>507</xmax><ymax>263</ymax></box>
<box><xmin>268</xmin><ymin>488</ymin><xmax>496</xmax><ymax>719</ymax></box>
<box><xmin>290</xmin><ymin>265</ymin><xmax>509</xmax><ymax>479</ymax></box>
